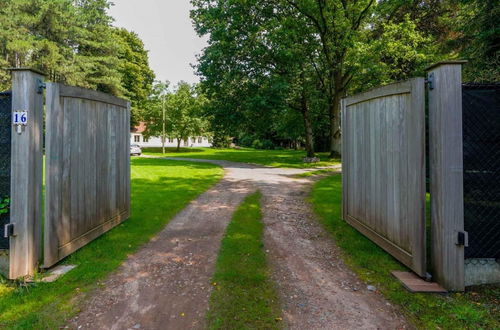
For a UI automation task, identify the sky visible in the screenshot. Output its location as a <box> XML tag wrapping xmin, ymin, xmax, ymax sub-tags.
<box><xmin>108</xmin><ymin>0</ymin><xmax>207</xmax><ymax>85</ymax></box>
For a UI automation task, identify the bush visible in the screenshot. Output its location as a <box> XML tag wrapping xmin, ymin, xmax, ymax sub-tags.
<box><xmin>239</xmin><ymin>135</ymin><xmax>254</xmax><ymax>147</ymax></box>
<box><xmin>251</xmin><ymin>139</ymin><xmax>263</xmax><ymax>149</ymax></box>
<box><xmin>211</xmin><ymin>133</ymin><xmax>231</xmax><ymax>148</ymax></box>
<box><xmin>261</xmin><ymin>140</ymin><xmax>274</xmax><ymax>150</ymax></box>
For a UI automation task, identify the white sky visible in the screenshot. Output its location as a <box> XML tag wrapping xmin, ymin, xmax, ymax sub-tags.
<box><xmin>108</xmin><ymin>0</ymin><xmax>207</xmax><ymax>85</ymax></box>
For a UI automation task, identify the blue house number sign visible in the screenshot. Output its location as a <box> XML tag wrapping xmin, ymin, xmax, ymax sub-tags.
<box><xmin>12</xmin><ymin>110</ymin><xmax>28</xmax><ymax>126</ymax></box>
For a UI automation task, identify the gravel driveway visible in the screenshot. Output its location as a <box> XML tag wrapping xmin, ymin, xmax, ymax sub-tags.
<box><xmin>70</xmin><ymin>158</ymin><xmax>408</xmax><ymax>330</ymax></box>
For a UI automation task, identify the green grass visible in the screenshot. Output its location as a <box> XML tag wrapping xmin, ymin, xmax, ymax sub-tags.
<box><xmin>207</xmin><ymin>191</ymin><xmax>281</xmax><ymax>329</ymax></box>
<box><xmin>143</xmin><ymin>147</ymin><xmax>339</xmax><ymax>168</ymax></box>
<box><xmin>310</xmin><ymin>174</ymin><xmax>500</xmax><ymax>329</ymax></box>
<box><xmin>293</xmin><ymin>168</ymin><xmax>337</xmax><ymax>178</ymax></box>
<box><xmin>0</xmin><ymin>157</ymin><xmax>223</xmax><ymax>329</ymax></box>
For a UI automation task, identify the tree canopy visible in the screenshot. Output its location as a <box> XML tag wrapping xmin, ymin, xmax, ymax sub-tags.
<box><xmin>143</xmin><ymin>81</ymin><xmax>210</xmax><ymax>151</ymax></box>
<box><xmin>0</xmin><ymin>0</ymin><xmax>155</xmax><ymax>126</ymax></box>
<box><xmin>191</xmin><ymin>0</ymin><xmax>498</xmax><ymax>155</ymax></box>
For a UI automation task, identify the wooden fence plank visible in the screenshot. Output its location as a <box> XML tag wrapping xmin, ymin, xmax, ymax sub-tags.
<box><xmin>44</xmin><ymin>83</ymin><xmax>62</xmax><ymax>267</ymax></box>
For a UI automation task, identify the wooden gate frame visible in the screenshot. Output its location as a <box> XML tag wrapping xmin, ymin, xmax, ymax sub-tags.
<box><xmin>427</xmin><ymin>61</ymin><xmax>467</xmax><ymax>291</ymax></box>
<box><xmin>7</xmin><ymin>68</ymin><xmax>44</xmax><ymax>279</ymax></box>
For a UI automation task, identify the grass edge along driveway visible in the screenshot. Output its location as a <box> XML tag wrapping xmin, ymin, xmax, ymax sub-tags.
<box><xmin>143</xmin><ymin>147</ymin><xmax>340</xmax><ymax>169</ymax></box>
<box><xmin>310</xmin><ymin>174</ymin><xmax>500</xmax><ymax>330</ymax></box>
<box><xmin>0</xmin><ymin>157</ymin><xmax>223</xmax><ymax>329</ymax></box>
<box><xmin>207</xmin><ymin>191</ymin><xmax>282</xmax><ymax>329</ymax></box>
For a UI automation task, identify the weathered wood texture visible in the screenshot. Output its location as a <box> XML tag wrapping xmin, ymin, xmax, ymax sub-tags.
<box><xmin>427</xmin><ymin>62</ymin><xmax>465</xmax><ymax>291</ymax></box>
<box><xmin>44</xmin><ymin>83</ymin><xmax>130</xmax><ymax>268</ymax></box>
<box><xmin>341</xmin><ymin>78</ymin><xmax>426</xmax><ymax>276</ymax></box>
<box><xmin>9</xmin><ymin>69</ymin><xmax>44</xmax><ymax>279</ymax></box>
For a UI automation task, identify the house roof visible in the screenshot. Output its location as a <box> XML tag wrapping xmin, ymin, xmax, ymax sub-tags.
<box><xmin>131</xmin><ymin>121</ymin><xmax>146</xmax><ymax>134</ymax></box>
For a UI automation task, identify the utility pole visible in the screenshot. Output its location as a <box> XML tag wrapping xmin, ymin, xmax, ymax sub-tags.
<box><xmin>162</xmin><ymin>94</ymin><xmax>166</xmax><ymax>154</ymax></box>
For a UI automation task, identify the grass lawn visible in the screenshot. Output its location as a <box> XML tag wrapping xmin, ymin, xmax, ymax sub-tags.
<box><xmin>0</xmin><ymin>157</ymin><xmax>223</xmax><ymax>329</ymax></box>
<box><xmin>293</xmin><ymin>168</ymin><xmax>337</xmax><ymax>178</ymax></box>
<box><xmin>142</xmin><ymin>147</ymin><xmax>339</xmax><ymax>168</ymax></box>
<box><xmin>311</xmin><ymin>174</ymin><xmax>500</xmax><ymax>330</ymax></box>
<box><xmin>207</xmin><ymin>191</ymin><xmax>282</xmax><ymax>329</ymax></box>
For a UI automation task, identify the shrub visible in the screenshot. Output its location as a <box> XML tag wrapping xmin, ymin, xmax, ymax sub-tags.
<box><xmin>238</xmin><ymin>135</ymin><xmax>254</xmax><ymax>147</ymax></box>
<box><xmin>251</xmin><ymin>139</ymin><xmax>263</xmax><ymax>149</ymax></box>
<box><xmin>261</xmin><ymin>140</ymin><xmax>274</xmax><ymax>150</ymax></box>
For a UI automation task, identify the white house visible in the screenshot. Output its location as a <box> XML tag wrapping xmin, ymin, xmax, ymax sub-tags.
<box><xmin>130</xmin><ymin>122</ymin><xmax>212</xmax><ymax>148</ymax></box>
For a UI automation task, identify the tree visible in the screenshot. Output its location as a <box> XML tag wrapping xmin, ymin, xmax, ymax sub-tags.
<box><xmin>72</xmin><ymin>0</ymin><xmax>123</xmax><ymax>95</ymax></box>
<box><xmin>452</xmin><ymin>0</ymin><xmax>499</xmax><ymax>82</ymax></box>
<box><xmin>0</xmin><ymin>0</ymin><xmax>79</xmax><ymax>89</ymax></box>
<box><xmin>144</xmin><ymin>82</ymin><xmax>209</xmax><ymax>151</ymax></box>
<box><xmin>277</xmin><ymin>0</ymin><xmax>377</xmax><ymax>157</ymax></box>
<box><xmin>114</xmin><ymin>28</ymin><xmax>156</xmax><ymax>127</ymax></box>
<box><xmin>0</xmin><ymin>0</ymin><xmax>156</xmax><ymax>106</ymax></box>
<box><xmin>191</xmin><ymin>0</ymin><xmax>324</xmax><ymax>157</ymax></box>
<box><xmin>191</xmin><ymin>0</ymin><xmax>451</xmax><ymax>157</ymax></box>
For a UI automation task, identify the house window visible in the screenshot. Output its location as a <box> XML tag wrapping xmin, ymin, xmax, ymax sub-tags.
<box><xmin>183</xmin><ymin>138</ymin><xmax>189</xmax><ymax>146</ymax></box>
<box><xmin>134</xmin><ymin>135</ymin><xmax>140</xmax><ymax>142</ymax></box>
<box><xmin>198</xmin><ymin>137</ymin><xmax>202</xmax><ymax>143</ymax></box>
<box><xmin>143</xmin><ymin>137</ymin><xmax>149</xmax><ymax>143</ymax></box>
<box><xmin>168</xmin><ymin>137</ymin><xmax>173</xmax><ymax>143</ymax></box>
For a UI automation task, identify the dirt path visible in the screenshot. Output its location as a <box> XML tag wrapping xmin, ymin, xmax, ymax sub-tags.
<box><xmin>70</xmin><ymin>158</ymin><xmax>408</xmax><ymax>330</ymax></box>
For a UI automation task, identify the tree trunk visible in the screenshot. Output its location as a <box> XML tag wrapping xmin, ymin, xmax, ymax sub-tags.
<box><xmin>329</xmin><ymin>91</ymin><xmax>342</xmax><ymax>158</ymax></box>
<box><xmin>176</xmin><ymin>138</ymin><xmax>181</xmax><ymax>151</ymax></box>
<box><xmin>329</xmin><ymin>70</ymin><xmax>344</xmax><ymax>158</ymax></box>
<box><xmin>301</xmin><ymin>92</ymin><xmax>315</xmax><ymax>158</ymax></box>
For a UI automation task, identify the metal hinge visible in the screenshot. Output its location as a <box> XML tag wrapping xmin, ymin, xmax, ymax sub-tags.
<box><xmin>4</xmin><ymin>223</ymin><xmax>14</xmax><ymax>238</ymax></box>
<box><xmin>455</xmin><ymin>230</ymin><xmax>469</xmax><ymax>247</ymax></box>
<box><xmin>37</xmin><ymin>79</ymin><xmax>46</xmax><ymax>94</ymax></box>
<box><xmin>426</xmin><ymin>73</ymin><xmax>434</xmax><ymax>90</ymax></box>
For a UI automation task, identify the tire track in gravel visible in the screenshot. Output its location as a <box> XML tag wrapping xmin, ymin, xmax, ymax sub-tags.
<box><xmin>70</xmin><ymin>157</ymin><xmax>408</xmax><ymax>330</ymax></box>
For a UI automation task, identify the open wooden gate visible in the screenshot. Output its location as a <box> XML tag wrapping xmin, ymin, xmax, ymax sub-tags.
<box><xmin>341</xmin><ymin>78</ymin><xmax>426</xmax><ymax>276</ymax></box>
<box><xmin>44</xmin><ymin>83</ymin><xmax>131</xmax><ymax>268</ymax></box>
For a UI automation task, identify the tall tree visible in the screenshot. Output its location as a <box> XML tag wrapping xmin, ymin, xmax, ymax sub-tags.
<box><xmin>191</xmin><ymin>0</ymin><xmax>324</xmax><ymax>157</ymax></box>
<box><xmin>0</xmin><ymin>0</ymin><xmax>156</xmax><ymax>107</ymax></box>
<box><xmin>453</xmin><ymin>0</ymin><xmax>499</xmax><ymax>82</ymax></box>
<box><xmin>143</xmin><ymin>82</ymin><xmax>209</xmax><ymax>151</ymax></box>
<box><xmin>72</xmin><ymin>0</ymin><xmax>123</xmax><ymax>95</ymax></box>
<box><xmin>114</xmin><ymin>28</ymin><xmax>155</xmax><ymax>127</ymax></box>
<box><xmin>278</xmin><ymin>0</ymin><xmax>376</xmax><ymax>157</ymax></box>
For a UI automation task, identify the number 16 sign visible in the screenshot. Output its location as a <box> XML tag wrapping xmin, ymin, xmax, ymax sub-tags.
<box><xmin>12</xmin><ymin>110</ymin><xmax>28</xmax><ymax>125</ymax></box>
<box><xmin>12</xmin><ymin>110</ymin><xmax>28</xmax><ymax>134</ymax></box>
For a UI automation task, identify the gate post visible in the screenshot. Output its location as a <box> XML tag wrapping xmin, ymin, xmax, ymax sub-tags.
<box><xmin>426</xmin><ymin>61</ymin><xmax>467</xmax><ymax>291</ymax></box>
<box><xmin>8</xmin><ymin>68</ymin><xmax>44</xmax><ymax>279</ymax></box>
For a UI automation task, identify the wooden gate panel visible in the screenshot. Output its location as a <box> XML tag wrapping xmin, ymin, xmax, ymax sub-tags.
<box><xmin>44</xmin><ymin>83</ymin><xmax>130</xmax><ymax>268</ymax></box>
<box><xmin>342</xmin><ymin>78</ymin><xmax>426</xmax><ymax>276</ymax></box>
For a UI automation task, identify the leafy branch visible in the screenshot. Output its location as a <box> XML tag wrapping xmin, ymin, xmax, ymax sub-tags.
<box><xmin>0</xmin><ymin>196</ymin><xmax>10</xmax><ymax>215</ymax></box>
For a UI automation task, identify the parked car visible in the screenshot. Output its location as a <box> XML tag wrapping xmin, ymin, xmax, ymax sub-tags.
<box><xmin>130</xmin><ymin>144</ymin><xmax>142</xmax><ymax>156</ymax></box>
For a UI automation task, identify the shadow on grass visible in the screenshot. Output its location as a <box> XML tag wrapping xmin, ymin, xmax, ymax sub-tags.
<box><xmin>0</xmin><ymin>157</ymin><xmax>223</xmax><ymax>329</ymax></box>
<box><xmin>142</xmin><ymin>147</ymin><xmax>340</xmax><ymax>169</ymax></box>
<box><xmin>311</xmin><ymin>174</ymin><xmax>500</xmax><ymax>329</ymax></box>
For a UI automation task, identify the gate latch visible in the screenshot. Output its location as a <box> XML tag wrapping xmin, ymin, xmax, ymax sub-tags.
<box><xmin>4</xmin><ymin>223</ymin><xmax>14</xmax><ymax>238</ymax></box>
<box><xmin>455</xmin><ymin>230</ymin><xmax>469</xmax><ymax>247</ymax></box>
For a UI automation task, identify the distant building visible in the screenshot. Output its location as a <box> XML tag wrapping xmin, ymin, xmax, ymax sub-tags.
<box><xmin>130</xmin><ymin>122</ymin><xmax>212</xmax><ymax>148</ymax></box>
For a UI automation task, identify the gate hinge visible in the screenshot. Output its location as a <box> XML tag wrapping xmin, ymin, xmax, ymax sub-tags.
<box><xmin>425</xmin><ymin>73</ymin><xmax>434</xmax><ymax>90</ymax></box>
<box><xmin>455</xmin><ymin>230</ymin><xmax>469</xmax><ymax>247</ymax></box>
<box><xmin>37</xmin><ymin>79</ymin><xmax>46</xmax><ymax>94</ymax></box>
<box><xmin>4</xmin><ymin>223</ymin><xmax>14</xmax><ymax>238</ymax></box>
